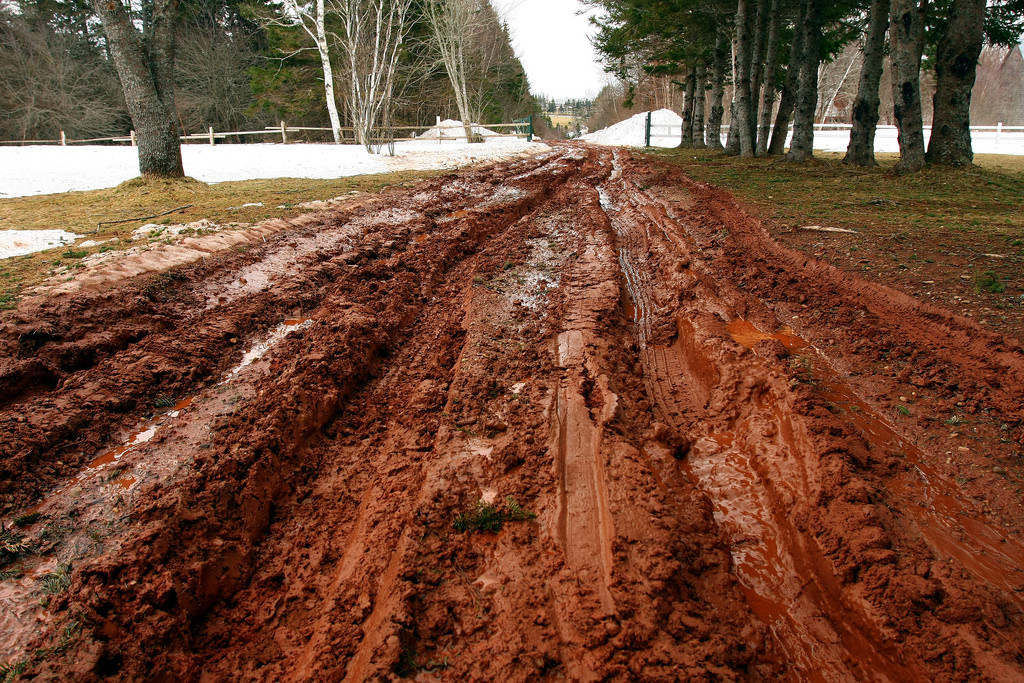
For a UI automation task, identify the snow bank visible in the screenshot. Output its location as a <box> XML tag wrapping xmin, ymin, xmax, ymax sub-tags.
<box><xmin>0</xmin><ymin>229</ymin><xmax>82</xmax><ymax>259</ymax></box>
<box><xmin>0</xmin><ymin>136</ymin><xmax>545</xmax><ymax>199</ymax></box>
<box><xmin>417</xmin><ymin>119</ymin><xmax>501</xmax><ymax>139</ymax></box>
<box><xmin>582</xmin><ymin>111</ymin><xmax>1024</xmax><ymax>155</ymax></box>
<box><xmin>582</xmin><ymin>109</ymin><xmax>682</xmax><ymax>147</ymax></box>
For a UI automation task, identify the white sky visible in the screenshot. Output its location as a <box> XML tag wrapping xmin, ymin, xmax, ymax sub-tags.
<box><xmin>493</xmin><ymin>0</ymin><xmax>609</xmax><ymax>100</ymax></box>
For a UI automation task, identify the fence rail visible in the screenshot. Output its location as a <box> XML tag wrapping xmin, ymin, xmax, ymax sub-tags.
<box><xmin>0</xmin><ymin>117</ymin><xmax>534</xmax><ymax>147</ymax></box>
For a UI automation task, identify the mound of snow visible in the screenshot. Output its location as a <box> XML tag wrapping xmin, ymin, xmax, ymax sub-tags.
<box><xmin>418</xmin><ymin>119</ymin><xmax>501</xmax><ymax>139</ymax></box>
<box><xmin>582</xmin><ymin>109</ymin><xmax>682</xmax><ymax>147</ymax></box>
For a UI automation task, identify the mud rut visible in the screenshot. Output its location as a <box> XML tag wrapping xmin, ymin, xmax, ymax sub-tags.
<box><xmin>2</xmin><ymin>146</ymin><xmax>1024</xmax><ymax>681</ymax></box>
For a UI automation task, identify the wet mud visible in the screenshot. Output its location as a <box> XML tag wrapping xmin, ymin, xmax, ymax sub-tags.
<box><xmin>1</xmin><ymin>145</ymin><xmax>1023</xmax><ymax>681</ymax></box>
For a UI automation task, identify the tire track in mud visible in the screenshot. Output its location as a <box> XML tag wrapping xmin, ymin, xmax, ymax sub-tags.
<box><xmin>596</xmin><ymin>149</ymin><xmax>1024</xmax><ymax>681</ymax></box>
<box><xmin>2</xmin><ymin>145</ymin><xmax>1023</xmax><ymax>681</ymax></box>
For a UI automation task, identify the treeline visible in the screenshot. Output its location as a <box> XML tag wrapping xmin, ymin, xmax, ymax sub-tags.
<box><xmin>0</xmin><ymin>0</ymin><xmax>533</xmax><ymax>146</ymax></box>
<box><xmin>589</xmin><ymin>0</ymin><xmax>1024</xmax><ymax>170</ymax></box>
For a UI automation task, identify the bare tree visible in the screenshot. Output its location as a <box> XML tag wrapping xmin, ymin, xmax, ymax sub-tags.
<box><xmin>0</xmin><ymin>16</ymin><xmax>128</xmax><ymax>141</ymax></box>
<box><xmin>280</xmin><ymin>0</ymin><xmax>344</xmax><ymax>142</ymax></box>
<box><xmin>175</xmin><ymin>28</ymin><xmax>261</xmax><ymax>134</ymax></box>
<box><xmin>336</xmin><ymin>0</ymin><xmax>413</xmax><ymax>151</ymax></box>
<box><xmin>90</xmin><ymin>0</ymin><xmax>184</xmax><ymax>177</ymax></box>
<box><xmin>424</xmin><ymin>0</ymin><xmax>483</xmax><ymax>140</ymax></box>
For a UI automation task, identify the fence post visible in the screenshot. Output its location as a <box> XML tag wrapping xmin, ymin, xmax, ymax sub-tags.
<box><xmin>209</xmin><ymin>126</ymin><xmax>215</xmax><ymax>146</ymax></box>
<box><xmin>645</xmin><ymin>111</ymin><xmax>651</xmax><ymax>147</ymax></box>
<box><xmin>996</xmin><ymin>122</ymin><xmax>1002</xmax><ymax>144</ymax></box>
<box><xmin>528</xmin><ymin>114</ymin><xmax>533</xmax><ymax>143</ymax></box>
<box><xmin>130</xmin><ymin>130</ymin><xmax>136</xmax><ymax>146</ymax></box>
<box><xmin>437</xmin><ymin>115</ymin><xmax>442</xmax><ymax>145</ymax></box>
<box><xmin>60</xmin><ymin>131</ymin><xmax>66</xmax><ymax>146</ymax></box>
<box><xmin>280</xmin><ymin>120</ymin><xmax>287</xmax><ymax>144</ymax></box>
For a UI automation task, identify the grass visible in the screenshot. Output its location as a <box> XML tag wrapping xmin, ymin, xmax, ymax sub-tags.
<box><xmin>0</xmin><ymin>526</ymin><xmax>28</xmax><ymax>565</ymax></box>
<box><xmin>453</xmin><ymin>496</ymin><xmax>536</xmax><ymax>533</ymax></box>
<box><xmin>644</xmin><ymin>149</ymin><xmax>1024</xmax><ymax>241</ymax></box>
<box><xmin>0</xmin><ymin>170</ymin><xmax>443</xmax><ymax>310</ymax></box>
<box><xmin>40</xmin><ymin>564</ymin><xmax>71</xmax><ymax>594</ymax></box>
<box><xmin>11</xmin><ymin>512</ymin><xmax>40</xmax><ymax>527</ymax></box>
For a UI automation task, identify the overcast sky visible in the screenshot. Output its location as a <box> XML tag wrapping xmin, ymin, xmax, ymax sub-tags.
<box><xmin>492</xmin><ymin>0</ymin><xmax>609</xmax><ymax>100</ymax></box>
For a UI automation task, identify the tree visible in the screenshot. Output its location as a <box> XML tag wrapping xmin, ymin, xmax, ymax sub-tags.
<box><xmin>336</xmin><ymin>0</ymin><xmax>413</xmax><ymax>151</ymax></box>
<box><xmin>0</xmin><ymin>8</ymin><xmax>128</xmax><ymax>141</ymax></box>
<box><xmin>925</xmin><ymin>0</ymin><xmax>1022</xmax><ymax>165</ymax></box>
<box><xmin>279</xmin><ymin>0</ymin><xmax>344</xmax><ymax>142</ymax></box>
<box><xmin>90</xmin><ymin>0</ymin><xmax>184</xmax><ymax>177</ymax></box>
<box><xmin>732</xmin><ymin>0</ymin><xmax>755</xmax><ymax>156</ymax></box>
<box><xmin>423</xmin><ymin>0</ymin><xmax>483</xmax><ymax>140</ymax></box>
<box><xmin>889</xmin><ymin>0</ymin><xmax>929</xmax><ymax>172</ymax></box>
<box><xmin>844</xmin><ymin>0</ymin><xmax>889</xmax><ymax>165</ymax></box>
<box><xmin>787</xmin><ymin>0</ymin><xmax>823</xmax><ymax>161</ymax></box>
<box><xmin>755</xmin><ymin>0</ymin><xmax>782</xmax><ymax>155</ymax></box>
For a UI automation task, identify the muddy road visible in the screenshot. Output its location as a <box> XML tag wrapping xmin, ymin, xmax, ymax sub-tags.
<box><xmin>2</xmin><ymin>145</ymin><xmax>1024</xmax><ymax>681</ymax></box>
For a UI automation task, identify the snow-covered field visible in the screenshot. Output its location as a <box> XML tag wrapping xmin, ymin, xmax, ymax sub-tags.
<box><xmin>583</xmin><ymin>108</ymin><xmax>1024</xmax><ymax>156</ymax></box>
<box><xmin>0</xmin><ymin>136</ymin><xmax>546</xmax><ymax>199</ymax></box>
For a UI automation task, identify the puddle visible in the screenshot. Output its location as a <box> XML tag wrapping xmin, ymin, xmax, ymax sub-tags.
<box><xmin>222</xmin><ymin>318</ymin><xmax>313</xmax><ymax>382</ymax></box>
<box><xmin>726</xmin><ymin>319</ymin><xmax>809</xmax><ymax>353</ymax></box>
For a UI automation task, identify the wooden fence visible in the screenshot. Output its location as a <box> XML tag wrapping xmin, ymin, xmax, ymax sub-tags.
<box><xmin>0</xmin><ymin>117</ymin><xmax>534</xmax><ymax>146</ymax></box>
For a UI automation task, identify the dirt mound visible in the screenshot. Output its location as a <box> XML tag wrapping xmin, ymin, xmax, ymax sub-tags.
<box><xmin>1</xmin><ymin>145</ymin><xmax>1022</xmax><ymax>681</ymax></box>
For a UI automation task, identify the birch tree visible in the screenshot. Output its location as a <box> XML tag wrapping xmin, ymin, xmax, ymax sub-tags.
<box><xmin>280</xmin><ymin>0</ymin><xmax>344</xmax><ymax>142</ymax></box>
<box><xmin>336</xmin><ymin>0</ymin><xmax>412</xmax><ymax>151</ymax></box>
<box><xmin>423</xmin><ymin>0</ymin><xmax>483</xmax><ymax>141</ymax></box>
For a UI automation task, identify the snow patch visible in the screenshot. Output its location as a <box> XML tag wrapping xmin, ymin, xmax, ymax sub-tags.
<box><xmin>582</xmin><ymin>109</ymin><xmax>683</xmax><ymax>147</ymax></box>
<box><xmin>0</xmin><ymin>229</ymin><xmax>82</xmax><ymax>259</ymax></box>
<box><xmin>0</xmin><ymin>137</ymin><xmax>546</xmax><ymax>199</ymax></box>
<box><xmin>417</xmin><ymin>119</ymin><xmax>501</xmax><ymax>139</ymax></box>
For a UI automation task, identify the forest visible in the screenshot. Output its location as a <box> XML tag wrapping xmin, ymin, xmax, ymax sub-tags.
<box><xmin>587</xmin><ymin>0</ymin><xmax>1024</xmax><ymax>170</ymax></box>
<box><xmin>0</xmin><ymin>0</ymin><xmax>534</xmax><ymax>151</ymax></box>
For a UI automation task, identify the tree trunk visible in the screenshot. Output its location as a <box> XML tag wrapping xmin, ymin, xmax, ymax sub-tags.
<box><xmin>748</xmin><ymin>0</ymin><xmax>770</xmax><ymax>149</ymax></box>
<box><xmin>707</xmin><ymin>32</ymin><xmax>729</xmax><ymax>149</ymax></box>
<box><xmin>693</xmin><ymin>64</ymin><xmax>707</xmax><ymax>149</ymax></box>
<box><xmin>316</xmin><ymin>0</ymin><xmax>343</xmax><ymax>144</ymax></box>
<box><xmin>756</xmin><ymin>0</ymin><xmax>781</xmax><ymax>156</ymax></box>
<box><xmin>889</xmin><ymin>0</ymin><xmax>929</xmax><ymax>172</ymax></box>
<box><xmin>788</xmin><ymin>0</ymin><xmax>822</xmax><ymax>162</ymax></box>
<box><xmin>768</xmin><ymin>10</ymin><xmax>804</xmax><ymax>155</ymax></box>
<box><xmin>844</xmin><ymin>0</ymin><xmax>889</xmax><ymax>165</ymax></box>
<box><xmin>734</xmin><ymin>0</ymin><xmax>755</xmax><ymax>156</ymax></box>
<box><xmin>725</xmin><ymin>100</ymin><xmax>741</xmax><ymax>154</ymax></box>
<box><xmin>926</xmin><ymin>0</ymin><xmax>985</xmax><ymax>166</ymax></box>
<box><xmin>680</xmin><ymin>68</ymin><xmax>696</xmax><ymax>148</ymax></box>
<box><xmin>91</xmin><ymin>0</ymin><xmax>183</xmax><ymax>178</ymax></box>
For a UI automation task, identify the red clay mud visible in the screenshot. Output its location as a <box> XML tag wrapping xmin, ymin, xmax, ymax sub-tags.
<box><xmin>1</xmin><ymin>145</ymin><xmax>1022</xmax><ymax>681</ymax></box>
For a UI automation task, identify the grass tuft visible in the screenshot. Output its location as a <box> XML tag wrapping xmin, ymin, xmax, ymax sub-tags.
<box><xmin>454</xmin><ymin>496</ymin><xmax>536</xmax><ymax>532</ymax></box>
<box><xmin>40</xmin><ymin>564</ymin><xmax>71</xmax><ymax>594</ymax></box>
<box><xmin>0</xmin><ymin>527</ymin><xmax>28</xmax><ymax>565</ymax></box>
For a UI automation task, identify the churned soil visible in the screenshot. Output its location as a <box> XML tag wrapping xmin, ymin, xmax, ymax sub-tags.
<box><xmin>1</xmin><ymin>144</ymin><xmax>1023</xmax><ymax>681</ymax></box>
